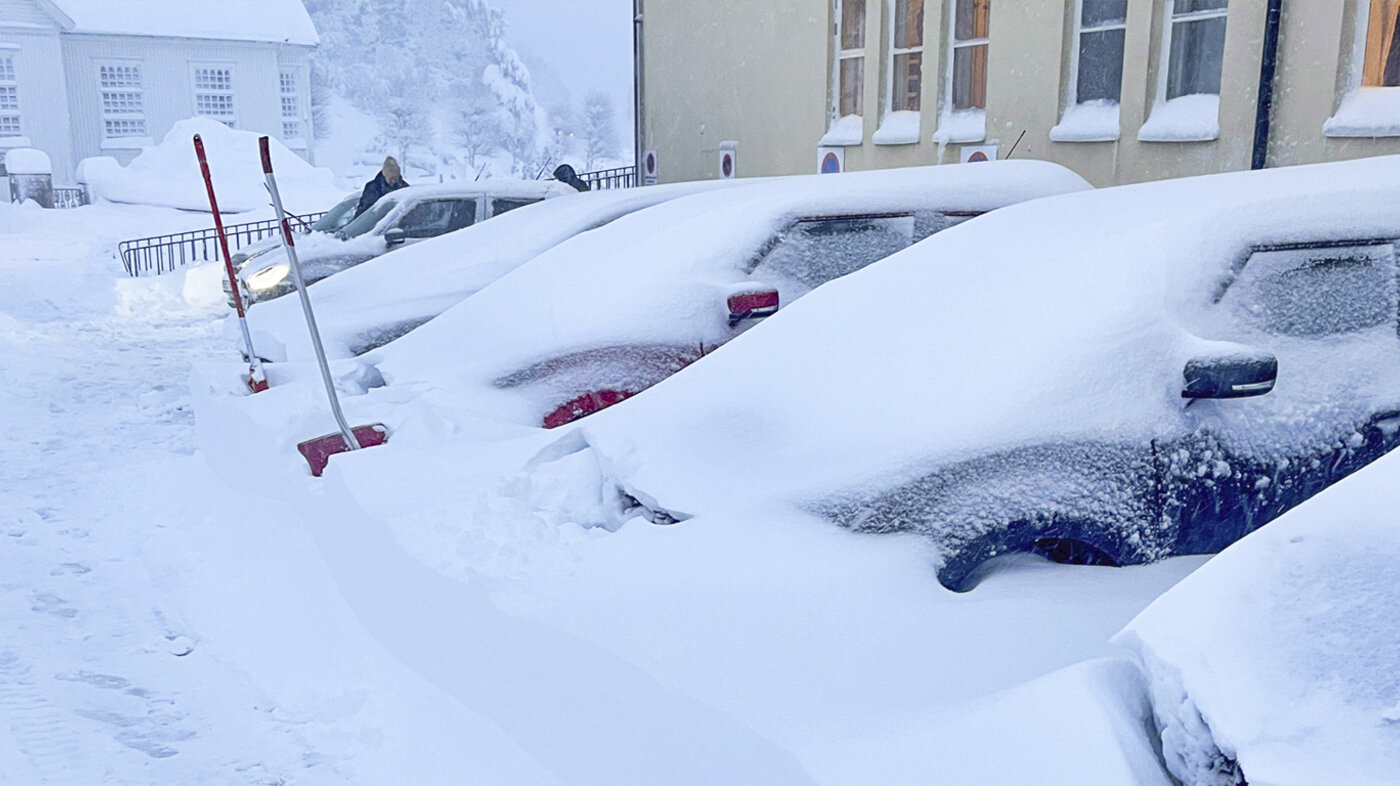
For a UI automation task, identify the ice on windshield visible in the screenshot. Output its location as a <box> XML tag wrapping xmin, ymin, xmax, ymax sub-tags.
<box><xmin>1220</xmin><ymin>243</ymin><xmax>1398</xmax><ymax>338</ymax></box>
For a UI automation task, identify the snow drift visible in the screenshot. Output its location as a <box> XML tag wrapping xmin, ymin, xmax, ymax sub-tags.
<box><xmin>1115</xmin><ymin>448</ymin><xmax>1400</xmax><ymax>786</ymax></box>
<box><xmin>85</xmin><ymin>118</ymin><xmax>342</xmax><ymax>213</ymax></box>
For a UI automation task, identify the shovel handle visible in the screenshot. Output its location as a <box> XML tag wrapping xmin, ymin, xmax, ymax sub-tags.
<box><xmin>259</xmin><ymin>135</ymin><xmax>274</xmax><ymax>175</ymax></box>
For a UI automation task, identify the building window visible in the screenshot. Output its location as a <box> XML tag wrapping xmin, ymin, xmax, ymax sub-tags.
<box><xmin>280</xmin><ymin>69</ymin><xmax>302</xmax><ymax>139</ymax></box>
<box><xmin>890</xmin><ymin>0</ymin><xmax>924</xmax><ymax>112</ymax></box>
<box><xmin>1164</xmin><ymin>0</ymin><xmax>1228</xmax><ymax>100</ymax></box>
<box><xmin>193</xmin><ymin>65</ymin><xmax>235</xmax><ymax>125</ymax></box>
<box><xmin>98</xmin><ymin>62</ymin><xmax>146</xmax><ymax>139</ymax></box>
<box><xmin>1075</xmin><ymin>0</ymin><xmax>1127</xmax><ymax>103</ymax></box>
<box><xmin>838</xmin><ymin>0</ymin><xmax>866</xmax><ymax>118</ymax></box>
<box><xmin>0</xmin><ymin>55</ymin><xmax>19</xmax><ymax>138</ymax></box>
<box><xmin>1364</xmin><ymin>0</ymin><xmax>1400</xmax><ymax>86</ymax></box>
<box><xmin>950</xmin><ymin>0</ymin><xmax>990</xmax><ymax>111</ymax></box>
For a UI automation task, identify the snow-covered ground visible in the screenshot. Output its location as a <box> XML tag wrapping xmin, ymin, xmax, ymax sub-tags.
<box><xmin>4</xmin><ymin>183</ymin><xmax>1394</xmax><ymax>784</ymax></box>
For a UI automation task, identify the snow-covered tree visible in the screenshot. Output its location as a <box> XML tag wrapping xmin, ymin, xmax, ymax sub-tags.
<box><xmin>578</xmin><ymin>92</ymin><xmax>619</xmax><ymax>170</ymax></box>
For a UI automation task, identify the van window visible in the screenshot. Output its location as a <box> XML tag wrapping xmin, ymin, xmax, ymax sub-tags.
<box><xmin>491</xmin><ymin>197</ymin><xmax>542</xmax><ymax>217</ymax></box>
<box><xmin>397</xmin><ymin>198</ymin><xmax>479</xmax><ymax>239</ymax></box>
<box><xmin>750</xmin><ymin>212</ymin><xmax>942</xmax><ymax>290</ymax></box>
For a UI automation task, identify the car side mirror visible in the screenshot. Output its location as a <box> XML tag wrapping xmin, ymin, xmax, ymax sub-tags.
<box><xmin>727</xmin><ymin>287</ymin><xmax>779</xmax><ymax>326</ymax></box>
<box><xmin>384</xmin><ymin>227</ymin><xmax>406</xmax><ymax>248</ymax></box>
<box><xmin>1182</xmin><ymin>351</ymin><xmax>1278</xmax><ymax>399</ymax></box>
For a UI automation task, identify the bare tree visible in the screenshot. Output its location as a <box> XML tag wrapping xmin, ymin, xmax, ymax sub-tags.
<box><xmin>578</xmin><ymin>92</ymin><xmax>618</xmax><ymax>170</ymax></box>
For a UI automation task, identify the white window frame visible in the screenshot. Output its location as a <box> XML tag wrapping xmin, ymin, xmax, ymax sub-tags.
<box><xmin>0</xmin><ymin>51</ymin><xmax>21</xmax><ymax>140</ymax></box>
<box><xmin>875</xmin><ymin>0</ymin><xmax>924</xmax><ymax>144</ymax></box>
<box><xmin>886</xmin><ymin>0</ymin><xmax>923</xmax><ymax>113</ymax></box>
<box><xmin>1138</xmin><ymin>0</ymin><xmax>1227</xmax><ymax>142</ymax></box>
<box><xmin>1324</xmin><ymin>0</ymin><xmax>1400</xmax><ymax>137</ymax></box>
<box><xmin>1067</xmin><ymin>0</ymin><xmax>1127</xmax><ymax>107</ymax></box>
<box><xmin>279</xmin><ymin>68</ymin><xmax>303</xmax><ymax>142</ymax></box>
<box><xmin>191</xmin><ymin>63</ymin><xmax>236</xmax><ymax>126</ymax></box>
<box><xmin>833</xmin><ymin>0</ymin><xmax>866</xmax><ymax>122</ymax></box>
<box><xmin>1051</xmin><ymin>0</ymin><xmax>1126</xmax><ymax>142</ymax></box>
<box><xmin>934</xmin><ymin>0</ymin><xmax>989</xmax><ymax>144</ymax></box>
<box><xmin>1154</xmin><ymin>0</ymin><xmax>1228</xmax><ymax>105</ymax></box>
<box><xmin>97</xmin><ymin>60</ymin><xmax>148</xmax><ymax>144</ymax></box>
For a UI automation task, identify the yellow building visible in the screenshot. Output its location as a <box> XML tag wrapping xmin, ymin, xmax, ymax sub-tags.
<box><xmin>637</xmin><ymin>0</ymin><xmax>1400</xmax><ymax>186</ymax></box>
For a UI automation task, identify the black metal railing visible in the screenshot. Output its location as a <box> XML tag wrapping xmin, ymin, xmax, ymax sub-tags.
<box><xmin>118</xmin><ymin>212</ymin><xmax>325</xmax><ymax>277</ymax></box>
<box><xmin>580</xmin><ymin>166</ymin><xmax>637</xmax><ymax>190</ymax></box>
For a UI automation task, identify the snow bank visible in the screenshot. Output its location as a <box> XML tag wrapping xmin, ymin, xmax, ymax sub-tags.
<box><xmin>1138</xmin><ymin>94</ymin><xmax>1220</xmax><ymax>142</ymax></box>
<box><xmin>86</xmin><ymin>118</ymin><xmax>342</xmax><ymax>213</ymax></box>
<box><xmin>1115</xmin><ymin>449</ymin><xmax>1400</xmax><ymax>786</ymax></box>
<box><xmin>3</xmin><ymin>147</ymin><xmax>51</xmax><ymax>175</ymax></box>
<box><xmin>56</xmin><ymin>0</ymin><xmax>318</xmax><ymax>45</ymax></box>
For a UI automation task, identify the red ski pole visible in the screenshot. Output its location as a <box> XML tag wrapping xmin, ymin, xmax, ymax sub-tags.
<box><xmin>259</xmin><ymin>136</ymin><xmax>387</xmax><ymax>476</ymax></box>
<box><xmin>194</xmin><ymin>134</ymin><xmax>269</xmax><ymax>394</ymax></box>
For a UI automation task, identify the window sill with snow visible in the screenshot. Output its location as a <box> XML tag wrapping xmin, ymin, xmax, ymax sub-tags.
<box><xmin>931</xmin><ymin>109</ymin><xmax>985</xmax><ymax>145</ymax></box>
<box><xmin>1137</xmin><ymin>94</ymin><xmax>1219</xmax><ymax>143</ymax></box>
<box><xmin>1049</xmin><ymin>100</ymin><xmax>1121</xmax><ymax>143</ymax></box>
<box><xmin>819</xmin><ymin>115</ymin><xmax>864</xmax><ymax>147</ymax></box>
<box><xmin>872</xmin><ymin>111</ymin><xmax>921</xmax><ymax>145</ymax></box>
<box><xmin>1323</xmin><ymin>88</ymin><xmax>1400</xmax><ymax>137</ymax></box>
<box><xmin>100</xmin><ymin>137</ymin><xmax>154</xmax><ymax>151</ymax></box>
<box><xmin>0</xmin><ymin>135</ymin><xmax>33</xmax><ymax>149</ymax></box>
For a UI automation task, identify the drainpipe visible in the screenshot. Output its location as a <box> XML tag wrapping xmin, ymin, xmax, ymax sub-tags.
<box><xmin>1251</xmin><ymin>0</ymin><xmax>1284</xmax><ymax>170</ymax></box>
<box><xmin>633</xmin><ymin>0</ymin><xmax>646</xmax><ymax>185</ymax></box>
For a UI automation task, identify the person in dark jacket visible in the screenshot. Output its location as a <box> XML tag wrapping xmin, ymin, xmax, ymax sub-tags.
<box><xmin>354</xmin><ymin>156</ymin><xmax>407</xmax><ymax>218</ymax></box>
<box><xmin>552</xmin><ymin>163</ymin><xmax>591</xmax><ymax>193</ymax></box>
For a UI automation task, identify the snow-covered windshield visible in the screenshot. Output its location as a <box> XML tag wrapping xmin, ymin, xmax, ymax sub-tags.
<box><xmin>750</xmin><ymin>212</ymin><xmax>941</xmax><ymax>291</ymax></box>
<box><xmin>337</xmin><ymin>198</ymin><xmax>397</xmax><ymax>239</ymax></box>
<box><xmin>311</xmin><ymin>195</ymin><xmax>359</xmax><ymax>233</ymax></box>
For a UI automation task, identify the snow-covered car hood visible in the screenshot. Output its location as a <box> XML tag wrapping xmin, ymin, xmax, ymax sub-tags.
<box><xmin>566</xmin><ymin>157</ymin><xmax>1400</xmax><ymax>520</ymax></box>
<box><xmin>235</xmin><ymin>229</ymin><xmax>384</xmax><ymax>282</ymax></box>
<box><xmin>370</xmin><ymin>160</ymin><xmax>1090</xmax><ymax>424</ymax></box>
<box><xmin>244</xmin><ymin>179</ymin><xmax>739</xmax><ymax>361</ymax></box>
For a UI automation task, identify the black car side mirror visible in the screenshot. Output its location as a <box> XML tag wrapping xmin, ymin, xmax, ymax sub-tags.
<box><xmin>384</xmin><ymin>227</ymin><xmax>406</xmax><ymax>248</ymax></box>
<box><xmin>1182</xmin><ymin>351</ymin><xmax>1278</xmax><ymax>399</ymax></box>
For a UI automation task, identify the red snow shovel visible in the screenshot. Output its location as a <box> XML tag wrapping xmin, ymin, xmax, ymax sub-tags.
<box><xmin>259</xmin><ymin>136</ymin><xmax>388</xmax><ymax>476</ymax></box>
<box><xmin>195</xmin><ymin>134</ymin><xmax>268</xmax><ymax>394</ymax></box>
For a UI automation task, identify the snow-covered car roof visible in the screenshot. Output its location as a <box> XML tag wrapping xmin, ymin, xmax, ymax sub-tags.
<box><xmin>244</xmin><ymin>178</ymin><xmax>740</xmax><ymax>360</ymax></box>
<box><xmin>382</xmin><ymin>180</ymin><xmax>576</xmax><ymax>201</ymax></box>
<box><xmin>1114</xmin><ymin>448</ymin><xmax>1400</xmax><ymax>786</ymax></box>
<box><xmin>566</xmin><ymin>156</ymin><xmax>1400</xmax><ymax>525</ymax></box>
<box><xmin>369</xmin><ymin>160</ymin><xmax>1090</xmax><ymax>423</ymax></box>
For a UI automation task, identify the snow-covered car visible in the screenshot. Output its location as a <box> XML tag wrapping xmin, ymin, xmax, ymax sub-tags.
<box><xmin>1115</xmin><ymin>447</ymin><xmax>1400</xmax><ymax>786</ymax></box>
<box><xmin>370</xmin><ymin>161</ymin><xmax>1090</xmax><ymax>429</ymax></box>
<box><xmin>242</xmin><ymin>178</ymin><xmax>740</xmax><ymax>361</ymax></box>
<box><xmin>227</xmin><ymin>180</ymin><xmax>572</xmax><ymax>306</ymax></box>
<box><xmin>556</xmin><ymin>157</ymin><xmax>1400</xmax><ymax>590</ymax></box>
<box><xmin>227</xmin><ymin>191</ymin><xmax>360</xmax><ymax>269</ymax></box>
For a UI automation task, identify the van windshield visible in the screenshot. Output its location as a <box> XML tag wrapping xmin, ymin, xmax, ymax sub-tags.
<box><xmin>312</xmin><ymin>196</ymin><xmax>359</xmax><ymax>233</ymax></box>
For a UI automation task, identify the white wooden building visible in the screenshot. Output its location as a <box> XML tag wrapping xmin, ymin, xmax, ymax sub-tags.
<box><xmin>0</xmin><ymin>0</ymin><xmax>317</xmax><ymax>184</ymax></box>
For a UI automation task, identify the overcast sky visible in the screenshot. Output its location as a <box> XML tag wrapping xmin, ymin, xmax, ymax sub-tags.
<box><xmin>498</xmin><ymin>0</ymin><xmax>636</xmax><ymax>162</ymax></box>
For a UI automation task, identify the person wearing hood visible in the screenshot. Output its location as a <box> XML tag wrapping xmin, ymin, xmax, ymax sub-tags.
<box><xmin>354</xmin><ymin>156</ymin><xmax>408</xmax><ymax>218</ymax></box>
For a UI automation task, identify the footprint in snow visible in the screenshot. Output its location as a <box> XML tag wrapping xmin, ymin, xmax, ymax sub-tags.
<box><xmin>49</xmin><ymin>562</ymin><xmax>91</xmax><ymax>576</ymax></box>
<box><xmin>30</xmin><ymin>593</ymin><xmax>77</xmax><ymax>618</ymax></box>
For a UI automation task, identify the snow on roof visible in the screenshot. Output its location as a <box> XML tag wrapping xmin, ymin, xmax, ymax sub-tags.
<box><xmin>54</xmin><ymin>0</ymin><xmax>318</xmax><ymax>46</ymax></box>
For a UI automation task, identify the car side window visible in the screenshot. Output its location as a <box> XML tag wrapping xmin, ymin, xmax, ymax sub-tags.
<box><xmin>1220</xmin><ymin>243</ymin><xmax>1398</xmax><ymax>338</ymax></box>
<box><xmin>396</xmin><ymin>199</ymin><xmax>477</xmax><ymax>239</ymax></box>
<box><xmin>491</xmin><ymin>197</ymin><xmax>541</xmax><ymax>217</ymax></box>
<box><xmin>749</xmin><ymin>212</ymin><xmax>941</xmax><ymax>290</ymax></box>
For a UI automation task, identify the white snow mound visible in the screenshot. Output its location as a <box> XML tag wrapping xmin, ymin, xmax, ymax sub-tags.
<box><xmin>1115</xmin><ymin>449</ymin><xmax>1400</xmax><ymax>786</ymax></box>
<box><xmin>86</xmin><ymin>118</ymin><xmax>342</xmax><ymax>213</ymax></box>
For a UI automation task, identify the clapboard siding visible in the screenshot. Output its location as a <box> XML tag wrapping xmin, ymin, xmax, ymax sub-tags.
<box><xmin>63</xmin><ymin>35</ymin><xmax>312</xmax><ymax>171</ymax></box>
<box><xmin>0</xmin><ymin>0</ymin><xmax>54</xmax><ymax>28</ymax></box>
<box><xmin>0</xmin><ymin>27</ymin><xmax>74</xmax><ymax>180</ymax></box>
